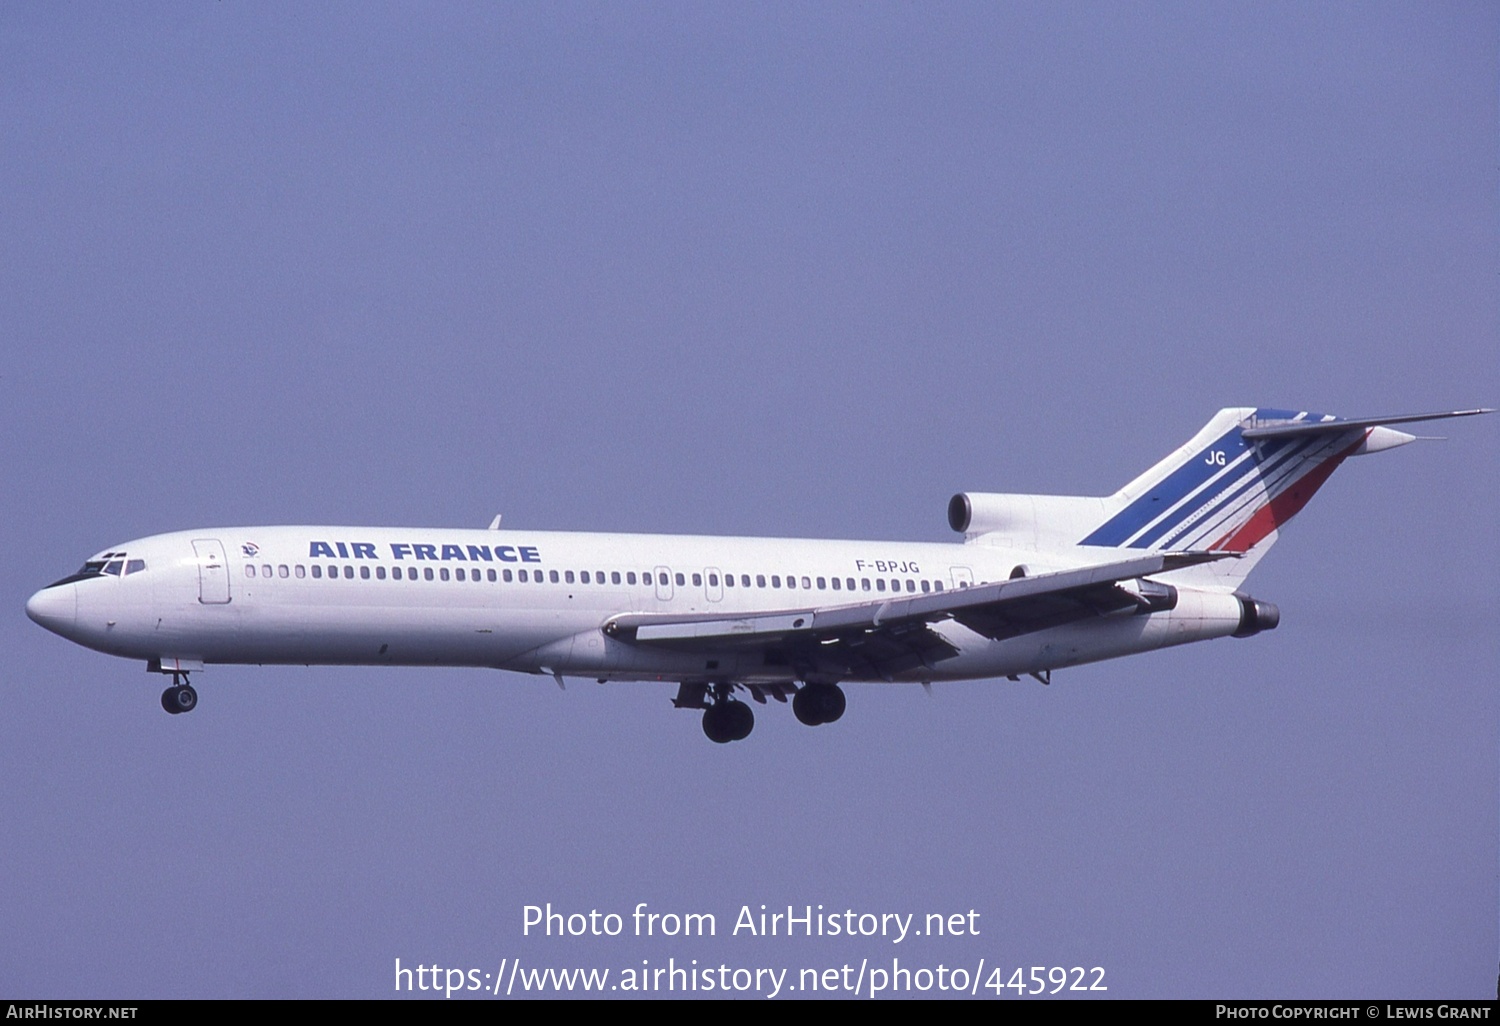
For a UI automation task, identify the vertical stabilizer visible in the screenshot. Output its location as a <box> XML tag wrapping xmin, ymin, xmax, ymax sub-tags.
<box><xmin>1076</xmin><ymin>407</ymin><xmax>1487</xmax><ymax>586</ymax></box>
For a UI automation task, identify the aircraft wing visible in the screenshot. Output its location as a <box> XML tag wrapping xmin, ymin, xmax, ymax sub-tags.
<box><xmin>604</xmin><ymin>551</ymin><xmax>1229</xmax><ymax>680</ymax></box>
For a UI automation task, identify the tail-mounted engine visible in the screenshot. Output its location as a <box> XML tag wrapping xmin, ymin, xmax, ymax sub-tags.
<box><xmin>1232</xmin><ymin>594</ymin><xmax>1281</xmax><ymax>637</ymax></box>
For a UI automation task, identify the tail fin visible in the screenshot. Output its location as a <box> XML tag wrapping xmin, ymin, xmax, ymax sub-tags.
<box><xmin>1076</xmin><ymin>406</ymin><xmax>1489</xmax><ymax>585</ymax></box>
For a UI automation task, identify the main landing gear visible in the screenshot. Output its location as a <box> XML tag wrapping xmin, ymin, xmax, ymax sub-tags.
<box><xmin>676</xmin><ymin>681</ymin><xmax>849</xmax><ymax>742</ymax></box>
<box><xmin>792</xmin><ymin>683</ymin><xmax>846</xmax><ymax>727</ymax></box>
<box><xmin>701</xmin><ymin>684</ymin><xmax>754</xmax><ymax>744</ymax></box>
<box><xmin>160</xmin><ymin>673</ymin><xmax>198</xmax><ymax>715</ymax></box>
<box><xmin>696</xmin><ymin>684</ymin><xmax>756</xmax><ymax>741</ymax></box>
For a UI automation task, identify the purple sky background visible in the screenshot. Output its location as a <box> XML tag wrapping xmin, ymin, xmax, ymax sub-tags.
<box><xmin>2</xmin><ymin>3</ymin><xmax>1496</xmax><ymax>998</ymax></box>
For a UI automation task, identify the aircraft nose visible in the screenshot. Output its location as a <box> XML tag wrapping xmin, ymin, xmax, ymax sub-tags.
<box><xmin>25</xmin><ymin>583</ymin><xmax>77</xmax><ymax>636</ymax></box>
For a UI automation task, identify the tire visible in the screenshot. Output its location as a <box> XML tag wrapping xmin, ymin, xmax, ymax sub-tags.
<box><xmin>725</xmin><ymin>701</ymin><xmax>754</xmax><ymax>741</ymax></box>
<box><xmin>702</xmin><ymin>704</ymin><xmax>734</xmax><ymax>743</ymax></box>
<box><xmin>817</xmin><ymin>684</ymin><xmax>846</xmax><ymax>724</ymax></box>
<box><xmin>795</xmin><ymin>684</ymin><xmax>846</xmax><ymax>726</ymax></box>
<box><xmin>793</xmin><ymin>686</ymin><xmax>824</xmax><ymax>726</ymax></box>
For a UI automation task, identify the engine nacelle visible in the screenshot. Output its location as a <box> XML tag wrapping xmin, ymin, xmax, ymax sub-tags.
<box><xmin>1232</xmin><ymin>594</ymin><xmax>1281</xmax><ymax>637</ymax></box>
<box><xmin>948</xmin><ymin>491</ymin><xmax>1113</xmax><ymax>548</ymax></box>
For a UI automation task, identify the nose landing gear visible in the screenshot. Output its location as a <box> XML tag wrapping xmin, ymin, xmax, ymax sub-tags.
<box><xmin>160</xmin><ymin>673</ymin><xmax>198</xmax><ymax>715</ymax></box>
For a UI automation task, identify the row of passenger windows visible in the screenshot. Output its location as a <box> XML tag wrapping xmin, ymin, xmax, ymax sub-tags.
<box><xmin>244</xmin><ymin>563</ymin><xmax>950</xmax><ymax>594</ymax></box>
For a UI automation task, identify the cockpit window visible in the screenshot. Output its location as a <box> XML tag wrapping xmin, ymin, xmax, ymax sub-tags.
<box><xmin>45</xmin><ymin>554</ymin><xmax>144</xmax><ymax>589</ymax></box>
<box><xmin>45</xmin><ymin>561</ymin><xmax>107</xmax><ymax>589</ymax></box>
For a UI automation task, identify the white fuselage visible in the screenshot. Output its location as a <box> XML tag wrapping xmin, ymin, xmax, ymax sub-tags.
<box><xmin>28</xmin><ymin>525</ymin><xmax>1246</xmax><ymax>686</ymax></box>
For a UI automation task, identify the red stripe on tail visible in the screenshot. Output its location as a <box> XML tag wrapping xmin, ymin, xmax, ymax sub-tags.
<box><xmin>1210</xmin><ymin>435</ymin><xmax>1367</xmax><ymax>552</ymax></box>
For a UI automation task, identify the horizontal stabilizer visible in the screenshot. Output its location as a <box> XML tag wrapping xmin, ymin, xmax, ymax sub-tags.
<box><xmin>1241</xmin><ymin>408</ymin><xmax>1492</xmax><ymax>439</ymax></box>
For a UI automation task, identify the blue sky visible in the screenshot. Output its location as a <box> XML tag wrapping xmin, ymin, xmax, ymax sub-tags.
<box><xmin>2</xmin><ymin>2</ymin><xmax>1495</xmax><ymax>998</ymax></box>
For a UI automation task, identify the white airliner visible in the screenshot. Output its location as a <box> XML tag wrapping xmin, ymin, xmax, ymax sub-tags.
<box><xmin>26</xmin><ymin>407</ymin><xmax>1489</xmax><ymax>743</ymax></box>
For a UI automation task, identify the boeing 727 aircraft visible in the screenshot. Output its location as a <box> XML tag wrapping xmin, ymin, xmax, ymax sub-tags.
<box><xmin>25</xmin><ymin>407</ymin><xmax>1489</xmax><ymax>742</ymax></box>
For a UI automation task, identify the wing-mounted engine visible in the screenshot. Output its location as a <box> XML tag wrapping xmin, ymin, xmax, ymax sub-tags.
<box><xmin>948</xmin><ymin>492</ymin><xmax>1120</xmax><ymax>549</ymax></box>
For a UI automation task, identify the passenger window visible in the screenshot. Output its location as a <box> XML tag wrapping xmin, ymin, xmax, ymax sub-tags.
<box><xmin>518</xmin><ymin>570</ymin><xmax>528</xmax><ymax>582</ymax></box>
<box><xmin>263</xmin><ymin>564</ymin><xmax>272</xmax><ymax>577</ymax></box>
<box><xmin>756</xmin><ymin>575</ymin><xmax>766</xmax><ymax>588</ymax></box>
<box><xmin>906</xmin><ymin>580</ymin><xmax>915</xmax><ymax>592</ymax></box>
<box><xmin>488</xmin><ymin>569</ymin><xmax>497</xmax><ymax>582</ymax></box>
<box><xmin>455</xmin><ymin>568</ymin><xmax>466</xmax><ymax>581</ymax></box>
<box><xmin>802</xmin><ymin>576</ymin><xmax>811</xmax><ymax>589</ymax></box>
<box><xmin>935</xmin><ymin>580</ymin><xmax>944</xmax><ymax>592</ymax></box>
<box><xmin>846</xmin><ymin>578</ymin><xmax>856</xmax><ymax>591</ymax></box>
<box><xmin>611</xmin><ymin>571</ymin><xmax>621</xmax><ymax>584</ymax></box>
<box><xmin>565</xmin><ymin>571</ymin><xmax>575</xmax><ymax>584</ymax></box>
<box><xmin>921</xmin><ymin>580</ymin><xmax>930</xmax><ymax>593</ymax></box>
<box><xmin>294</xmin><ymin>565</ymin><xmax>305</xmax><ymax>579</ymax></box>
<box><xmin>424</xmin><ymin>567</ymin><xmax>434</xmax><ymax>581</ymax></box>
<box><xmin>816</xmin><ymin>577</ymin><xmax>825</xmax><ymax>589</ymax></box>
<box><xmin>675</xmin><ymin>572</ymin><xmax>685</xmax><ymax>586</ymax></box>
<box><xmin>360</xmin><ymin>566</ymin><xmax>371</xmax><ymax>580</ymax></box>
<box><xmin>312</xmin><ymin>565</ymin><xmax>322</xmax><ymax>579</ymax></box>
<box><xmin>704</xmin><ymin>573</ymin><xmax>714</xmax><ymax>587</ymax></box>
<box><xmin>245</xmin><ymin>565</ymin><xmax>255</xmax><ymax>578</ymax></box>
<box><xmin>783</xmin><ymin>576</ymin><xmax>792</xmax><ymax>589</ymax></box>
<box><xmin>831</xmin><ymin>577</ymin><xmax>841</xmax><ymax>590</ymax></box>
<box><xmin>876</xmin><ymin>579</ymin><xmax>886</xmax><ymax>592</ymax></box>
<box><xmin>376</xmin><ymin>566</ymin><xmax>386</xmax><ymax>580</ymax></box>
<box><xmin>580</xmin><ymin>571</ymin><xmax>590</xmax><ymax>584</ymax></box>
<box><xmin>627</xmin><ymin>572</ymin><xmax>637</xmax><ymax>585</ymax></box>
<box><xmin>503</xmin><ymin>569</ymin><xmax>513</xmax><ymax>582</ymax></box>
<box><xmin>279</xmin><ymin>565</ymin><xmax>289</xmax><ymax>578</ymax></box>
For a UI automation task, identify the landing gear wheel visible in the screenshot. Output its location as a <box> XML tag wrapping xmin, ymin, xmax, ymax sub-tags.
<box><xmin>793</xmin><ymin>684</ymin><xmax>846</xmax><ymax>726</ymax></box>
<box><xmin>792</xmin><ymin>686</ymin><xmax>820</xmax><ymax>725</ymax></box>
<box><xmin>817</xmin><ymin>684</ymin><xmax>845</xmax><ymax>724</ymax></box>
<box><xmin>724</xmin><ymin>700</ymin><xmax>753</xmax><ymax>741</ymax></box>
<box><xmin>160</xmin><ymin>684</ymin><xmax>197</xmax><ymax>714</ymax></box>
<box><xmin>702</xmin><ymin>700</ymin><xmax>754</xmax><ymax>743</ymax></box>
<box><xmin>702</xmin><ymin>703</ymin><xmax>732</xmax><ymax>743</ymax></box>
